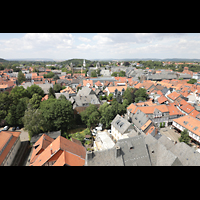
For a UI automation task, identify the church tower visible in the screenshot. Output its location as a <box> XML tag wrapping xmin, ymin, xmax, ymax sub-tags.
<box><xmin>83</xmin><ymin>59</ymin><xmax>86</xmax><ymax>67</ymax></box>
<box><xmin>96</xmin><ymin>61</ymin><xmax>100</xmax><ymax>69</ymax></box>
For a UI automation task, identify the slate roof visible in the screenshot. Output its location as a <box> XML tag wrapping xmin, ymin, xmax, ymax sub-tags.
<box><xmin>86</xmin><ymin>131</ymin><xmax>200</xmax><ymax>166</ymax></box>
<box><xmin>131</xmin><ymin>109</ymin><xmax>150</xmax><ymax>130</ymax></box>
<box><xmin>111</xmin><ymin>114</ymin><xmax>132</xmax><ymax>134</ymax></box>
<box><xmin>77</xmin><ymin>86</ymin><xmax>95</xmax><ymax>96</ymax></box>
<box><xmin>70</xmin><ymin>94</ymin><xmax>100</xmax><ymax>108</ymax></box>
<box><xmin>115</xmin><ymin>136</ymin><xmax>151</xmax><ymax>166</ymax></box>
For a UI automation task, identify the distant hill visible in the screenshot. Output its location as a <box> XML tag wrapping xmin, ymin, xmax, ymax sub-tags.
<box><xmin>8</xmin><ymin>58</ymin><xmax>55</xmax><ymax>61</ymax></box>
<box><xmin>0</xmin><ymin>58</ymin><xmax>7</xmax><ymax>62</ymax></box>
<box><xmin>60</xmin><ymin>58</ymin><xmax>109</xmax><ymax>67</ymax></box>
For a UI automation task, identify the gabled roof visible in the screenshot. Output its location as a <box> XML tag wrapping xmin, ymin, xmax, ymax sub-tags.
<box><xmin>157</xmin><ymin>95</ymin><xmax>168</xmax><ymax>104</ymax></box>
<box><xmin>83</xmin><ymin>80</ymin><xmax>93</xmax><ymax>87</ymax></box>
<box><xmin>167</xmin><ymin>103</ymin><xmax>184</xmax><ymax>116</ymax></box>
<box><xmin>180</xmin><ymin>103</ymin><xmax>195</xmax><ymax>114</ymax></box>
<box><xmin>30</xmin><ymin>134</ymin><xmax>54</xmax><ymax>164</ymax></box>
<box><xmin>106</xmin><ymin>86</ymin><xmax>127</xmax><ymax>93</ymax></box>
<box><xmin>173</xmin><ymin>115</ymin><xmax>200</xmax><ymax>136</ymax></box>
<box><xmin>127</xmin><ymin>103</ymin><xmax>137</xmax><ymax>114</ymax></box>
<box><xmin>30</xmin><ymin>135</ymin><xmax>86</xmax><ymax>166</ymax></box>
<box><xmin>133</xmin><ymin>105</ymin><xmax>169</xmax><ymax>114</ymax></box>
<box><xmin>189</xmin><ymin>109</ymin><xmax>200</xmax><ymax>118</ymax></box>
<box><xmin>111</xmin><ymin>114</ymin><xmax>132</xmax><ymax>134</ymax></box>
<box><xmin>95</xmin><ymin>80</ymin><xmax>102</xmax><ymax>86</ymax></box>
<box><xmin>167</xmin><ymin>91</ymin><xmax>181</xmax><ymax>101</ymax></box>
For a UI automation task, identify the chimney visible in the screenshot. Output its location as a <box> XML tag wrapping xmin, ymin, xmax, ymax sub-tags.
<box><xmin>87</xmin><ymin>151</ymin><xmax>93</xmax><ymax>161</ymax></box>
<box><xmin>115</xmin><ymin>146</ymin><xmax>121</xmax><ymax>158</ymax></box>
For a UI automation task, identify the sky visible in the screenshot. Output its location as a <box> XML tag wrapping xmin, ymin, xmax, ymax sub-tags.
<box><xmin>0</xmin><ymin>33</ymin><xmax>200</xmax><ymax>60</ymax></box>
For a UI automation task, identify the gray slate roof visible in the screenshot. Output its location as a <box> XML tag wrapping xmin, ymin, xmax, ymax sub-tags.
<box><xmin>111</xmin><ymin>114</ymin><xmax>132</xmax><ymax>134</ymax></box>
<box><xmin>115</xmin><ymin>136</ymin><xmax>151</xmax><ymax>166</ymax></box>
<box><xmin>131</xmin><ymin>109</ymin><xmax>150</xmax><ymax>130</ymax></box>
<box><xmin>70</xmin><ymin>94</ymin><xmax>100</xmax><ymax>108</ymax></box>
<box><xmin>77</xmin><ymin>86</ymin><xmax>95</xmax><ymax>96</ymax></box>
<box><xmin>85</xmin><ymin>132</ymin><xmax>200</xmax><ymax>166</ymax></box>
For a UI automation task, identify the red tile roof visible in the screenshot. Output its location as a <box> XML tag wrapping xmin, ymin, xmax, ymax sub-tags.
<box><xmin>180</xmin><ymin>103</ymin><xmax>195</xmax><ymax>114</ymax></box>
<box><xmin>30</xmin><ymin>135</ymin><xmax>86</xmax><ymax>166</ymax></box>
<box><xmin>0</xmin><ymin>131</ymin><xmax>21</xmax><ymax>165</ymax></box>
<box><xmin>167</xmin><ymin>91</ymin><xmax>181</xmax><ymax>101</ymax></box>
<box><xmin>157</xmin><ymin>95</ymin><xmax>168</xmax><ymax>104</ymax></box>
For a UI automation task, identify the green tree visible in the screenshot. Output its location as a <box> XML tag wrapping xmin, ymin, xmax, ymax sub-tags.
<box><xmin>122</xmin><ymin>87</ymin><xmax>137</xmax><ymax>104</ymax></box>
<box><xmin>119</xmin><ymin>70</ymin><xmax>126</xmax><ymax>77</ymax></box>
<box><xmin>91</xmin><ymin>70</ymin><xmax>97</xmax><ymax>77</ymax></box>
<box><xmin>179</xmin><ymin>129</ymin><xmax>191</xmax><ymax>145</ymax></box>
<box><xmin>80</xmin><ymin>104</ymin><xmax>100</xmax><ymax>129</ymax></box>
<box><xmin>123</xmin><ymin>99</ymin><xmax>129</xmax><ymax>108</ymax></box>
<box><xmin>134</xmin><ymin>88</ymin><xmax>148</xmax><ymax>103</ymax></box>
<box><xmin>39</xmin><ymin>98</ymin><xmax>74</xmax><ymax>133</ymax></box>
<box><xmin>6</xmin><ymin>97</ymin><xmax>29</xmax><ymax>127</ymax></box>
<box><xmin>48</xmin><ymin>87</ymin><xmax>56</xmax><ymax>98</ymax></box>
<box><xmin>44</xmin><ymin>71</ymin><xmax>55</xmax><ymax>78</ymax></box>
<box><xmin>0</xmin><ymin>91</ymin><xmax>12</xmax><ymax>121</ymax></box>
<box><xmin>17</xmin><ymin>71</ymin><xmax>26</xmax><ymax>85</ymax></box>
<box><xmin>187</xmin><ymin>78</ymin><xmax>197</xmax><ymax>84</ymax></box>
<box><xmin>53</xmin><ymin>83</ymin><xmax>62</xmax><ymax>93</ymax></box>
<box><xmin>107</xmin><ymin>93</ymin><xmax>113</xmax><ymax>100</ymax></box>
<box><xmin>23</xmin><ymin>104</ymin><xmax>47</xmax><ymax>138</ymax></box>
<box><xmin>26</xmin><ymin>84</ymin><xmax>44</xmax><ymax>98</ymax></box>
<box><xmin>10</xmin><ymin>86</ymin><xmax>29</xmax><ymax>103</ymax></box>
<box><xmin>29</xmin><ymin>93</ymin><xmax>42</xmax><ymax>109</ymax></box>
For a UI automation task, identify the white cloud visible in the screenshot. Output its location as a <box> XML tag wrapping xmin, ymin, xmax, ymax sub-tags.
<box><xmin>77</xmin><ymin>43</ymin><xmax>96</xmax><ymax>50</ymax></box>
<box><xmin>1</xmin><ymin>33</ymin><xmax>200</xmax><ymax>60</ymax></box>
<box><xmin>92</xmin><ymin>33</ymin><xmax>187</xmax><ymax>45</ymax></box>
<box><xmin>0</xmin><ymin>33</ymin><xmax>74</xmax><ymax>52</ymax></box>
<box><xmin>78</xmin><ymin>36</ymin><xmax>91</xmax><ymax>43</ymax></box>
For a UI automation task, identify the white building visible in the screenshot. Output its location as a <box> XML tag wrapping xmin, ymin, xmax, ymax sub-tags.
<box><xmin>111</xmin><ymin>114</ymin><xmax>134</xmax><ymax>142</ymax></box>
<box><xmin>173</xmin><ymin>115</ymin><xmax>200</xmax><ymax>143</ymax></box>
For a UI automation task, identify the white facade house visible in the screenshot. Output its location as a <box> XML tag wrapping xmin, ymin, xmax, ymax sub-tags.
<box><xmin>172</xmin><ymin>115</ymin><xmax>200</xmax><ymax>144</ymax></box>
<box><xmin>111</xmin><ymin>114</ymin><xmax>134</xmax><ymax>142</ymax></box>
<box><xmin>193</xmin><ymin>73</ymin><xmax>200</xmax><ymax>80</ymax></box>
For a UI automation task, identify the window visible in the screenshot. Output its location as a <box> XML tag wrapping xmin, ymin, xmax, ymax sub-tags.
<box><xmin>116</xmin><ymin>120</ymin><xmax>120</xmax><ymax>125</ymax></box>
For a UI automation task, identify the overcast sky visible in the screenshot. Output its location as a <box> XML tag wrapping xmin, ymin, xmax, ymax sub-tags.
<box><xmin>0</xmin><ymin>33</ymin><xmax>200</xmax><ymax>60</ymax></box>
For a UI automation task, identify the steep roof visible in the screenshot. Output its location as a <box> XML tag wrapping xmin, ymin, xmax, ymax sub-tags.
<box><xmin>111</xmin><ymin>114</ymin><xmax>132</xmax><ymax>134</ymax></box>
<box><xmin>0</xmin><ymin>131</ymin><xmax>21</xmax><ymax>165</ymax></box>
<box><xmin>167</xmin><ymin>91</ymin><xmax>181</xmax><ymax>101</ymax></box>
<box><xmin>157</xmin><ymin>95</ymin><xmax>168</xmax><ymax>104</ymax></box>
<box><xmin>30</xmin><ymin>135</ymin><xmax>86</xmax><ymax>166</ymax></box>
<box><xmin>167</xmin><ymin>103</ymin><xmax>184</xmax><ymax>116</ymax></box>
<box><xmin>179</xmin><ymin>103</ymin><xmax>195</xmax><ymax>114</ymax></box>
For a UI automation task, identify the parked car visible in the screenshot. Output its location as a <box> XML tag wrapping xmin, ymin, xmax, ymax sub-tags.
<box><xmin>108</xmin><ymin>129</ymin><xmax>111</xmax><ymax>134</ymax></box>
<box><xmin>16</xmin><ymin>127</ymin><xmax>20</xmax><ymax>130</ymax></box>
<box><xmin>12</xmin><ymin>127</ymin><xmax>16</xmax><ymax>131</ymax></box>
<box><xmin>3</xmin><ymin>126</ymin><xmax>9</xmax><ymax>131</ymax></box>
